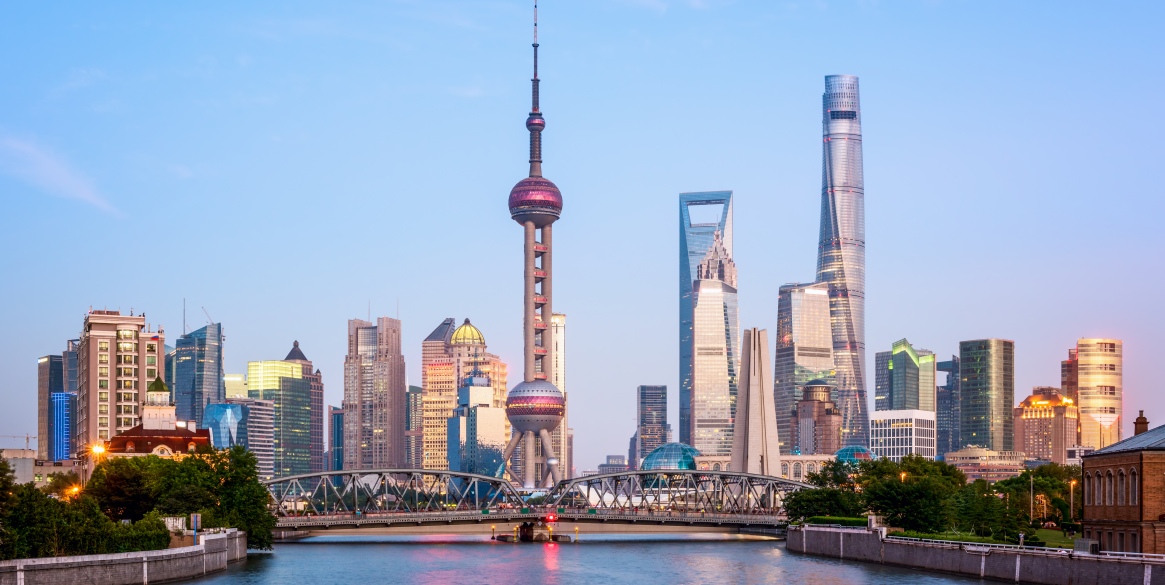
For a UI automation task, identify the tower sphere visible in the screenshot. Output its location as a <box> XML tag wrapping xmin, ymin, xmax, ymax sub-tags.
<box><xmin>505</xmin><ymin>380</ymin><xmax>565</xmax><ymax>434</ymax></box>
<box><xmin>508</xmin><ymin>176</ymin><xmax>562</xmax><ymax>227</ymax></box>
<box><xmin>526</xmin><ymin>113</ymin><xmax>545</xmax><ymax>132</ymax></box>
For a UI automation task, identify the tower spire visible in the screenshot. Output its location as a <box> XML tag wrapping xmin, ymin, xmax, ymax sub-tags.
<box><xmin>526</xmin><ymin>2</ymin><xmax>544</xmax><ymax>177</ymax></box>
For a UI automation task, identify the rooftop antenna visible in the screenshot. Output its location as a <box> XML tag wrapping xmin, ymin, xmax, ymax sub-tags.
<box><xmin>183</xmin><ymin>298</ymin><xmax>187</xmax><ymax>334</ymax></box>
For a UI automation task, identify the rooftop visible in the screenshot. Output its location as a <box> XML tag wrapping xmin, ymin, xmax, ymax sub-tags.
<box><xmin>1089</xmin><ymin>423</ymin><xmax>1165</xmax><ymax>455</ymax></box>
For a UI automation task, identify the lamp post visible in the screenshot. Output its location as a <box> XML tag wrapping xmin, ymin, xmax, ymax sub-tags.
<box><xmin>1069</xmin><ymin>480</ymin><xmax>1077</xmax><ymax>521</ymax></box>
<box><xmin>899</xmin><ymin>472</ymin><xmax>907</xmax><ymax>482</ymax></box>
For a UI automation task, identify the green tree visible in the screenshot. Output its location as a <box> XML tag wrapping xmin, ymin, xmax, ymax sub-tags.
<box><xmin>784</xmin><ymin>487</ymin><xmax>865</xmax><ymax>521</ymax></box>
<box><xmin>40</xmin><ymin>471</ymin><xmax>82</xmax><ymax>499</ymax></box>
<box><xmin>212</xmin><ymin>446</ymin><xmax>276</xmax><ymax>550</ymax></box>
<box><xmin>4</xmin><ymin>484</ymin><xmax>65</xmax><ymax>559</ymax></box>
<box><xmin>860</xmin><ymin>455</ymin><xmax>964</xmax><ymax>533</ymax></box>
<box><xmin>85</xmin><ymin>457</ymin><xmax>170</xmax><ymax>521</ymax></box>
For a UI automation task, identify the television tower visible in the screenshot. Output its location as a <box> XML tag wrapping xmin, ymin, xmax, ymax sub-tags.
<box><xmin>500</xmin><ymin>3</ymin><xmax>566</xmax><ymax>490</ymax></box>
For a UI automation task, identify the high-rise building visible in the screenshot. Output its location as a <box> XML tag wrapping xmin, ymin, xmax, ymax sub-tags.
<box><xmin>167</xmin><ymin>323</ymin><xmax>225</xmax><ymax>428</ymax></box>
<box><xmin>342</xmin><ymin>317</ymin><xmax>407</xmax><ymax>469</ymax></box>
<box><xmin>329</xmin><ymin>405</ymin><xmax>344</xmax><ymax>471</ymax></box>
<box><xmin>49</xmin><ymin>392</ymin><xmax>75</xmax><ymax>462</ymax></box>
<box><xmin>869</xmin><ymin>410</ymin><xmax>936</xmax><ymax>462</ymax></box>
<box><xmin>935</xmin><ymin>356</ymin><xmax>960</xmax><ymax>459</ymax></box>
<box><xmin>959</xmin><ymin>339</ymin><xmax>1015</xmax><ymax>451</ymax></box>
<box><xmin>499</xmin><ymin>13</ymin><xmax>567</xmax><ymax>490</ymax></box>
<box><xmin>789</xmin><ymin>379</ymin><xmax>843</xmax><ymax>456</ymax></box>
<box><xmin>816</xmin><ymin>75</ymin><xmax>868</xmax><ymax>447</ymax></box>
<box><xmin>421</xmin><ymin>318</ymin><xmax>456</xmax><ymax>389</ymax></box>
<box><xmin>874</xmin><ymin>339</ymin><xmax>935</xmax><ymax>412</ymax></box>
<box><xmin>679</xmin><ymin>190</ymin><xmax>733</xmax><ymax>447</ymax></box>
<box><xmin>689</xmin><ymin>229</ymin><xmax>739</xmax><ymax>457</ymax></box>
<box><xmin>1063</xmin><ymin>338</ymin><xmax>1123</xmax><ymax>450</ymax></box>
<box><xmin>37</xmin><ymin>355</ymin><xmax>64</xmax><ymax>459</ymax></box>
<box><xmin>224</xmin><ymin>373</ymin><xmax>248</xmax><ymax>398</ymax></box>
<box><xmin>774</xmin><ymin>282</ymin><xmax>834</xmax><ymax>455</ymax></box>
<box><xmin>76</xmin><ymin>310</ymin><xmax>165</xmax><ymax>461</ymax></box>
<box><xmin>1013</xmin><ymin>386</ymin><xmax>1078</xmax><ymax>465</ymax></box>
<box><xmin>422</xmin><ymin>357</ymin><xmax>457</xmax><ymax>470</ymax></box>
<box><xmin>730</xmin><ymin>329</ymin><xmax>780</xmax><ymax>475</ymax></box>
<box><xmin>404</xmin><ymin>385</ymin><xmax>423</xmax><ymax>468</ymax></box>
<box><xmin>447</xmin><ymin>371</ymin><xmax>508</xmax><ymax>476</ymax></box>
<box><xmin>548</xmin><ymin>313</ymin><xmax>569</xmax><ymax>478</ymax></box>
<box><xmin>228</xmin><ymin>397</ymin><xmax>275</xmax><ymax>480</ymax></box>
<box><xmin>247</xmin><ymin>341</ymin><xmax>323</xmax><ymax>478</ymax></box>
<box><xmin>636</xmin><ymin>385</ymin><xmax>667</xmax><ymax>469</ymax></box>
<box><xmin>63</xmin><ymin>339</ymin><xmax>79</xmax><ymax>394</ymax></box>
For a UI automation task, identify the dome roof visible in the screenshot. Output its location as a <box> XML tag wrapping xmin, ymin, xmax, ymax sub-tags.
<box><xmin>508</xmin><ymin>176</ymin><xmax>562</xmax><ymax>226</ymax></box>
<box><xmin>450</xmin><ymin>319</ymin><xmax>485</xmax><ymax>346</ymax></box>
<box><xmin>640</xmin><ymin>443</ymin><xmax>701</xmax><ymax>471</ymax></box>
<box><xmin>835</xmin><ymin>445</ymin><xmax>876</xmax><ymax>464</ymax></box>
<box><xmin>804</xmin><ymin>378</ymin><xmax>831</xmax><ymax>387</ymax></box>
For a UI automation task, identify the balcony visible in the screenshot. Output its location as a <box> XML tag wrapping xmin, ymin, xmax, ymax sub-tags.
<box><xmin>534</xmin><ymin>347</ymin><xmax>548</xmax><ymax>355</ymax></box>
<box><xmin>534</xmin><ymin>269</ymin><xmax>547</xmax><ymax>279</ymax></box>
<box><xmin>533</xmin><ymin>320</ymin><xmax>548</xmax><ymax>330</ymax></box>
<box><xmin>534</xmin><ymin>295</ymin><xmax>548</xmax><ymax>305</ymax></box>
<box><xmin>534</xmin><ymin>243</ymin><xmax>549</xmax><ymax>254</ymax></box>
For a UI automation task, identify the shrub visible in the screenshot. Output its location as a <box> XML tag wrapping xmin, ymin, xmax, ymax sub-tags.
<box><xmin>806</xmin><ymin>516</ymin><xmax>867</xmax><ymax>527</ymax></box>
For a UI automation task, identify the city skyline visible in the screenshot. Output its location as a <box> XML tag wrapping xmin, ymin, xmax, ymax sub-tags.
<box><xmin>2</xmin><ymin>2</ymin><xmax>1163</xmax><ymax>470</ymax></box>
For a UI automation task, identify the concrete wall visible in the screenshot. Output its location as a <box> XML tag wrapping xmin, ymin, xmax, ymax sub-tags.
<box><xmin>789</xmin><ymin>525</ymin><xmax>1165</xmax><ymax>585</ymax></box>
<box><xmin>0</xmin><ymin>530</ymin><xmax>246</xmax><ymax>585</ymax></box>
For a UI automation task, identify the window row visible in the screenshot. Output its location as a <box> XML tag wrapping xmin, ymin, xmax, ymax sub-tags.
<box><xmin>1085</xmin><ymin>468</ymin><xmax>1138</xmax><ymax>506</ymax></box>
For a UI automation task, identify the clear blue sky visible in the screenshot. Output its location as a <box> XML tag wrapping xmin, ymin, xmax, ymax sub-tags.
<box><xmin>2</xmin><ymin>1</ymin><xmax>1162</xmax><ymax>470</ymax></box>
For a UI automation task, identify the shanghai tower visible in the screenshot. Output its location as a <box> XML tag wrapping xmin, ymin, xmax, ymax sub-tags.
<box><xmin>816</xmin><ymin>75</ymin><xmax>867</xmax><ymax>447</ymax></box>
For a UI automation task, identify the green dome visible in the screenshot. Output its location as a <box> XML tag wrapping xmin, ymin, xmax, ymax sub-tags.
<box><xmin>641</xmin><ymin>443</ymin><xmax>701</xmax><ymax>471</ymax></box>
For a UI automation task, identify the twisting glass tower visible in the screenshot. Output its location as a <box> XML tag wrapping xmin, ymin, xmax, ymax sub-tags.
<box><xmin>500</xmin><ymin>4</ymin><xmax>566</xmax><ymax>490</ymax></box>
<box><xmin>816</xmin><ymin>75</ymin><xmax>868</xmax><ymax>447</ymax></box>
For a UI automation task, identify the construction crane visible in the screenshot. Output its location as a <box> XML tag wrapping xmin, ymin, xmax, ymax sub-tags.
<box><xmin>202</xmin><ymin>307</ymin><xmax>214</xmax><ymax>325</ymax></box>
<box><xmin>0</xmin><ymin>434</ymin><xmax>37</xmax><ymax>451</ymax></box>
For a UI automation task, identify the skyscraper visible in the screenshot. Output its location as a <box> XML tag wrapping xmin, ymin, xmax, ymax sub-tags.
<box><xmin>37</xmin><ymin>355</ymin><xmax>64</xmax><ymax>459</ymax></box>
<box><xmin>248</xmin><ymin>341</ymin><xmax>323</xmax><ymax>477</ymax></box>
<box><xmin>773</xmin><ymin>282</ymin><xmax>834</xmax><ymax>455</ymax></box>
<box><xmin>1064</xmin><ymin>338</ymin><xmax>1123</xmax><ymax>449</ymax></box>
<box><xmin>500</xmin><ymin>10</ymin><xmax>567</xmax><ymax>489</ymax></box>
<box><xmin>404</xmin><ymin>385</ymin><xmax>423</xmax><ymax>468</ymax></box>
<box><xmin>167</xmin><ymin>323</ymin><xmax>225</xmax><ymax>427</ymax></box>
<box><xmin>636</xmin><ymin>385</ymin><xmax>667</xmax><ymax>468</ymax></box>
<box><xmin>328</xmin><ymin>405</ymin><xmax>344</xmax><ymax>471</ymax></box>
<box><xmin>959</xmin><ymin>339</ymin><xmax>1014</xmax><ymax>451</ymax></box>
<box><xmin>730</xmin><ymin>329</ymin><xmax>780</xmax><ymax>475</ymax></box>
<box><xmin>548</xmin><ymin>313</ymin><xmax>569</xmax><ymax>478</ymax></box>
<box><xmin>679</xmin><ymin>191</ymin><xmax>733</xmax><ymax>446</ymax></box>
<box><xmin>816</xmin><ymin>75</ymin><xmax>867</xmax><ymax>447</ymax></box>
<box><xmin>935</xmin><ymin>356</ymin><xmax>961</xmax><ymax>459</ymax></box>
<box><xmin>447</xmin><ymin>370</ymin><xmax>508</xmax><ymax>476</ymax></box>
<box><xmin>1013</xmin><ymin>386</ymin><xmax>1077</xmax><ymax>464</ymax></box>
<box><xmin>689</xmin><ymin>229</ymin><xmax>739</xmax><ymax>456</ymax></box>
<box><xmin>874</xmin><ymin>339</ymin><xmax>935</xmax><ymax>412</ymax></box>
<box><xmin>201</xmin><ymin>397</ymin><xmax>274</xmax><ymax>479</ymax></box>
<box><xmin>75</xmin><ymin>310</ymin><xmax>165</xmax><ymax>459</ymax></box>
<box><xmin>342</xmin><ymin>317</ymin><xmax>407</xmax><ymax>469</ymax></box>
<box><xmin>421</xmin><ymin>318</ymin><xmax>455</xmax><ymax>389</ymax></box>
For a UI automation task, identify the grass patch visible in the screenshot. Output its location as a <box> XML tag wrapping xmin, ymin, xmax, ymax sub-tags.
<box><xmin>894</xmin><ymin>531</ymin><xmax>1001</xmax><ymax>544</ymax></box>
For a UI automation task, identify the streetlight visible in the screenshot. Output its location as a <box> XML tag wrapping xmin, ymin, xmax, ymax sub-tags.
<box><xmin>1069</xmin><ymin>480</ymin><xmax>1077</xmax><ymax>522</ymax></box>
<box><xmin>899</xmin><ymin>472</ymin><xmax>907</xmax><ymax>482</ymax></box>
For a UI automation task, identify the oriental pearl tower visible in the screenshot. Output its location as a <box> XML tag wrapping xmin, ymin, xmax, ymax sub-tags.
<box><xmin>500</xmin><ymin>3</ymin><xmax>566</xmax><ymax>490</ymax></box>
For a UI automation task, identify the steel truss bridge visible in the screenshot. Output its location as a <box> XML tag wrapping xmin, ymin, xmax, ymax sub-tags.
<box><xmin>264</xmin><ymin>469</ymin><xmax>810</xmax><ymax>536</ymax></box>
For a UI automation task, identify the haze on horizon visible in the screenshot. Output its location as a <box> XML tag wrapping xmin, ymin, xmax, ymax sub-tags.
<box><xmin>1</xmin><ymin>1</ymin><xmax>1162</xmax><ymax>470</ymax></box>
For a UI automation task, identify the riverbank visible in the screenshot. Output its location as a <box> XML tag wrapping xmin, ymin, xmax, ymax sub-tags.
<box><xmin>788</xmin><ymin>524</ymin><xmax>1165</xmax><ymax>584</ymax></box>
<box><xmin>0</xmin><ymin>529</ymin><xmax>246</xmax><ymax>585</ymax></box>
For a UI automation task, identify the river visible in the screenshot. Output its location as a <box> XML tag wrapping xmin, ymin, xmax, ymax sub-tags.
<box><xmin>190</xmin><ymin>534</ymin><xmax>981</xmax><ymax>584</ymax></box>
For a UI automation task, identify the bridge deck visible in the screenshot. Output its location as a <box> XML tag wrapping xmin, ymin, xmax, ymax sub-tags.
<box><xmin>276</xmin><ymin>509</ymin><xmax>785</xmax><ymax>532</ymax></box>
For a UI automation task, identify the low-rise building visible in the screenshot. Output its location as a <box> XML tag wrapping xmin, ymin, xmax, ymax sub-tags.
<box><xmin>944</xmin><ymin>445</ymin><xmax>1025</xmax><ymax>483</ymax></box>
<box><xmin>103</xmin><ymin>378</ymin><xmax>211</xmax><ymax>462</ymax></box>
<box><xmin>1081</xmin><ymin>411</ymin><xmax>1165</xmax><ymax>553</ymax></box>
<box><xmin>869</xmin><ymin>409</ymin><xmax>936</xmax><ymax>462</ymax></box>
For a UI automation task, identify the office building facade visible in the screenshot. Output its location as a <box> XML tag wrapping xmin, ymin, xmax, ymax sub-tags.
<box><xmin>636</xmin><ymin>385</ymin><xmax>667</xmax><ymax>469</ymax></box>
<box><xmin>816</xmin><ymin>75</ymin><xmax>868</xmax><ymax>447</ymax></box>
<box><xmin>869</xmin><ymin>409</ymin><xmax>937</xmax><ymax>461</ymax></box>
<box><xmin>37</xmin><ymin>355</ymin><xmax>64</xmax><ymax>460</ymax></box>
<box><xmin>874</xmin><ymin>338</ymin><xmax>935</xmax><ymax>412</ymax></box>
<box><xmin>247</xmin><ymin>341</ymin><xmax>323</xmax><ymax>478</ymax></box>
<box><xmin>679</xmin><ymin>191</ymin><xmax>733</xmax><ymax>446</ymax></box>
<box><xmin>76</xmin><ymin>310</ymin><xmax>165</xmax><ymax>458</ymax></box>
<box><xmin>404</xmin><ymin>385</ymin><xmax>423</xmax><ymax>468</ymax></box>
<box><xmin>959</xmin><ymin>339</ymin><xmax>1015</xmax><ymax>451</ymax></box>
<box><xmin>342</xmin><ymin>317</ymin><xmax>407</xmax><ymax>469</ymax></box>
<box><xmin>1063</xmin><ymin>338</ymin><xmax>1123</xmax><ymax>450</ymax></box>
<box><xmin>328</xmin><ymin>405</ymin><xmax>344</xmax><ymax>471</ymax></box>
<box><xmin>167</xmin><ymin>323</ymin><xmax>225</xmax><ymax>428</ymax></box>
<box><xmin>447</xmin><ymin>372</ymin><xmax>508</xmax><ymax>476</ymax></box>
<box><xmin>1013</xmin><ymin>386</ymin><xmax>1078</xmax><ymax>465</ymax></box>
<box><xmin>773</xmin><ymin>282</ymin><xmax>834</xmax><ymax>455</ymax></box>
<box><xmin>789</xmin><ymin>379</ymin><xmax>843</xmax><ymax>456</ymax></box>
<box><xmin>688</xmin><ymin>229</ymin><xmax>739</xmax><ymax>457</ymax></box>
<box><xmin>935</xmin><ymin>356</ymin><xmax>960</xmax><ymax>459</ymax></box>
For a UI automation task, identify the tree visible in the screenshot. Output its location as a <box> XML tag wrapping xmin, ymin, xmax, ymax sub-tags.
<box><xmin>213</xmin><ymin>446</ymin><xmax>276</xmax><ymax>550</ymax></box>
<box><xmin>85</xmin><ymin>457</ymin><xmax>167</xmax><ymax>521</ymax></box>
<box><xmin>784</xmin><ymin>487</ymin><xmax>865</xmax><ymax>521</ymax></box>
<box><xmin>3</xmin><ymin>484</ymin><xmax>65</xmax><ymax>559</ymax></box>
<box><xmin>860</xmin><ymin>455</ymin><xmax>964</xmax><ymax>533</ymax></box>
<box><xmin>41</xmin><ymin>471</ymin><xmax>82</xmax><ymax>499</ymax></box>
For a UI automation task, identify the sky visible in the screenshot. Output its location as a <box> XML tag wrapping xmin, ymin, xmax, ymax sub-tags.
<box><xmin>1</xmin><ymin>1</ymin><xmax>1162</xmax><ymax>471</ymax></box>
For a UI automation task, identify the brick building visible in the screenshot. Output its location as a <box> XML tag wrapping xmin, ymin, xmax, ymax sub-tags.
<box><xmin>1081</xmin><ymin>412</ymin><xmax>1165</xmax><ymax>553</ymax></box>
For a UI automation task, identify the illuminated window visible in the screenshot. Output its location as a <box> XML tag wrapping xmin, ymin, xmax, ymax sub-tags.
<box><xmin>99</xmin><ymin>354</ymin><xmax>109</xmax><ymax>364</ymax></box>
<box><xmin>98</xmin><ymin>341</ymin><xmax>109</xmax><ymax>351</ymax></box>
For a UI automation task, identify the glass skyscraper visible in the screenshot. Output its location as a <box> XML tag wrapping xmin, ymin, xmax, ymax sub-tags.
<box><xmin>679</xmin><ymin>191</ymin><xmax>733</xmax><ymax>447</ymax></box>
<box><xmin>636</xmin><ymin>385</ymin><xmax>667</xmax><ymax>467</ymax></box>
<box><xmin>874</xmin><ymin>339</ymin><xmax>936</xmax><ymax>412</ymax></box>
<box><xmin>959</xmin><ymin>339</ymin><xmax>1014</xmax><ymax>451</ymax></box>
<box><xmin>689</xmin><ymin>230</ymin><xmax>739</xmax><ymax>456</ymax></box>
<box><xmin>49</xmin><ymin>392</ymin><xmax>74</xmax><ymax>462</ymax></box>
<box><xmin>248</xmin><ymin>352</ymin><xmax>314</xmax><ymax>478</ymax></box>
<box><xmin>342</xmin><ymin>317</ymin><xmax>407</xmax><ymax>469</ymax></box>
<box><xmin>1063</xmin><ymin>338</ymin><xmax>1123</xmax><ymax>450</ymax></box>
<box><xmin>773</xmin><ymin>282</ymin><xmax>834</xmax><ymax>455</ymax></box>
<box><xmin>168</xmin><ymin>323</ymin><xmax>225</xmax><ymax>426</ymax></box>
<box><xmin>935</xmin><ymin>356</ymin><xmax>960</xmax><ymax>459</ymax></box>
<box><xmin>816</xmin><ymin>75</ymin><xmax>868</xmax><ymax>447</ymax></box>
<box><xmin>203</xmin><ymin>398</ymin><xmax>276</xmax><ymax>479</ymax></box>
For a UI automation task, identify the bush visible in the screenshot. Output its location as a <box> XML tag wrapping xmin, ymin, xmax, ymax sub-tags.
<box><xmin>895</xmin><ymin>531</ymin><xmax>1000</xmax><ymax>544</ymax></box>
<box><xmin>806</xmin><ymin>516</ymin><xmax>867</xmax><ymax>527</ymax></box>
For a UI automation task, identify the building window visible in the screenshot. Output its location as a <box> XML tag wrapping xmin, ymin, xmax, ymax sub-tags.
<box><xmin>1106</xmin><ymin>471</ymin><xmax>1114</xmax><ymax>506</ymax></box>
<box><xmin>1117</xmin><ymin>471</ymin><xmax>1125</xmax><ymax>506</ymax></box>
<box><xmin>99</xmin><ymin>391</ymin><xmax>108</xmax><ymax>402</ymax></box>
<box><xmin>99</xmin><ymin>354</ymin><xmax>109</xmax><ymax>364</ymax></box>
<box><xmin>146</xmin><ymin>368</ymin><xmax>156</xmax><ymax>379</ymax></box>
<box><xmin>98</xmin><ymin>380</ymin><xmax>109</xmax><ymax>389</ymax></box>
<box><xmin>781</xmin><ymin>463</ymin><xmax>789</xmax><ymax>477</ymax></box>
<box><xmin>146</xmin><ymin>343</ymin><xmax>157</xmax><ymax>353</ymax></box>
<box><xmin>1131</xmin><ymin>533</ymin><xmax>1138</xmax><ymax>553</ymax></box>
<box><xmin>147</xmin><ymin>356</ymin><xmax>156</xmax><ymax>366</ymax></box>
<box><xmin>793</xmin><ymin>463</ymin><xmax>802</xmax><ymax>479</ymax></box>
<box><xmin>99</xmin><ymin>341</ymin><xmax>109</xmax><ymax>351</ymax></box>
<box><xmin>1130</xmin><ymin>468</ymin><xmax>1138</xmax><ymax>505</ymax></box>
<box><xmin>1084</xmin><ymin>473</ymin><xmax>1091</xmax><ymax>505</ymax></box>
<box><xmin>712</xmin><ymin>463</ymin><xmax>721</xmax><ymax>471</ymax></box>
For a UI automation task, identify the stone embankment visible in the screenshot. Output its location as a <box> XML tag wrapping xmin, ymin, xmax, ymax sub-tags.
<box><xmin>0</xmin><ymin>529</ymin><xmax>246</xmax><ymax>585</ymax></box>
<box><xmin>788</xmin><ymin>525</ymin><xmax>1165</xmax><ymax>585</ymax></box>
